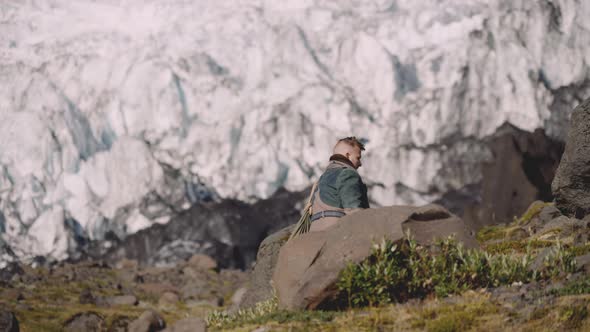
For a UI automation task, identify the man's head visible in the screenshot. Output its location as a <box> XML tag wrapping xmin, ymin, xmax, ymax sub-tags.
<box><xmin>333</xmin><ymin>136</ymin><xmax>365</xmax><ymax>169</ymax></box>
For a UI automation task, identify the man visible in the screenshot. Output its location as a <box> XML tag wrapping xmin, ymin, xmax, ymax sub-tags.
<box><xmin>309</xmin><ymin>136</ymin><xmax>370</xmax><ymax>232</ymax></box>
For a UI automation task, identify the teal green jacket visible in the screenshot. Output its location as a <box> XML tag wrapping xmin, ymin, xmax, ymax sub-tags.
<box><xmin>317</xmin><ymin>155</ymin><xmax>370</xmax><ymax>209</ymax></box>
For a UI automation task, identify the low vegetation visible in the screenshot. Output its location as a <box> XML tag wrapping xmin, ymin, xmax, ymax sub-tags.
<box><xmin>6</xmin><ymin>200</ymin><xmax>590</xmax><ymax>331</ymax></box>
<box><xmin>336</xmin><ymin>235</ymin><xmax>576</xmax><ymax>308</ymax></box>
<box><xmin>207</xmin><ymin>235</ymin><xmax>581</xmax><ymax>330</ymax></box>
<box><xmin>206</xmin><ymin>297</ymin><xmax>279</xmax><ymax>329</ymax></box>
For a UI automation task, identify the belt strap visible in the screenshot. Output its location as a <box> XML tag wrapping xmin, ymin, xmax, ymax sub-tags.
<box><xmin>310</xmin><ymin>210</ymin><xmax>346</xmax><ymax>222</ymax></box>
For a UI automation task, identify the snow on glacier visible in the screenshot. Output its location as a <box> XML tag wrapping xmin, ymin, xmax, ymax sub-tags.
<box><xmin>1</xmin><ymin>0</ymin><xmax>590</xmax><ymax>263</ymax></box>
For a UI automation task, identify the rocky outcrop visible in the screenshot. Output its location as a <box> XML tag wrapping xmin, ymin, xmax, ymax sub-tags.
<box><xmin>552</xmin><ymin>98</ymin><xmax>590</xmax><ymax>219</ymax></box>
<box><xmin>490</xmin><ymin>201</ymin><xmax>590</xmax><ymax>247</ymax></box>
<box><xmin>272</xmin><ymin>205</ymin><xmax>476</xmax><ymax>310</ymax></box>
<box><xmin>438</xmin><ymin>123</ymin><xmax>564</xmax><ymax>231</ymax></box>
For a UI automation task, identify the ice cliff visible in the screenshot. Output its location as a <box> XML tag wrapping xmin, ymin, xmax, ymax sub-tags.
<box><xmin>1</xmin><ymin>0</ymin><xmax>589</xmax><ymax>264</ymax></box>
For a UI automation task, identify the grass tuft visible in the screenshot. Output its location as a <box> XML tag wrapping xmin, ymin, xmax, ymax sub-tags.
<box><xmin>483</xmin><ymin>239</ymin><xmax>553</xmax><ymax>255</ymax></box>
<box><xmin>476</xmin><ymin>226</ymin><xmax>507</xmax><ymax>243</ymax></box>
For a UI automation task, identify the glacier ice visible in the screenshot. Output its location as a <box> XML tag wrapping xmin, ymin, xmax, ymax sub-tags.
<box><xmin>1</xmin><ymin>0</ymin><xmax>590</xmax><ymax>263</ymax></box>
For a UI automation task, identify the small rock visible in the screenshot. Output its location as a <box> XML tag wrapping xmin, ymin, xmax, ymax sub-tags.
<box><xmin>163</xmin><ymin>317</ymin><xmax>206</xmax><ymax>332</ymax></box>
<box><xmin>538</xmin><ymin>205</ymin><xmax>562</xmax><ymax>224</ymax></box>
<box><xmin>108</xmin><ymin>315</ymin><xmax>132</xmax><ymax>332</ymax></box>
<box><xmin>105</xmin><ymin>295</ymin><xmax>138</xmax><ymax>306</ymax></box>
<box><xmin>226</xmin><ymin>287</ymin><xmax>249</xmax><ymax>314</ymax></box>
<box><xmin>1</xmin><ymin>289</ymin><xmax>24</xmax><ymax>302</ymax></box>
<box><xmin>0</xmin><ymin>262</ymin><xmax>24</xmax><ymax>282</ymax></box>
<box><xmin>575</xmin><ymin>254</ymin><xmax>590</xmax><ymax>274</ymax></box>
<box><xmin>63</xmin><ymin>312</ymin><xmax>104</xmax><ymax>332</ymax></box>
<box><xmin>158</xmin><ymin>292</ymin><xmax>180</xmax><ymax>307</ymax></box>
<box><xmin>137</xmin><ymin>283</ymin><xmax>178</xmax><ymax>298</ymax></box>
<box><xmin>179</xmin><ymin>280</ymin><xmax>211</xmax><ymax>301</ymax></box>
<box><xmin>181</xmin><ymin>266</ymin><xmax>205</xmax><ymax>279</ymax></box>
<box><xmin>116</xmin><ymin>259</ymin><xmax>139</xmax><ymax>270</ymax></box>
<box><xmin>507</xmin><ymin>227</ymin><xmax>529</xmax><ymax>240</ymax></box>
<box><xmin>530</xmin><ymin>247</ymin><xmax>553</xmax><ymax>272</ymax></box>
<box><xmin>573</xmin><ymin>232</ymin><xmax>589</xmax><ymax>247</ymax></box>
<box><xmin>0</xmin><ymin>310</ymin><xmax>19</xmax><ymax>332</ymax></box>
<box><xmin>128</xmin><ymin>310</ymin><xmax>166</xmax><ymax>332</ymax></box>
<box><xmin>230</xmin><ymin>287</ymin><xmax>248</xmax><ymax>307</ymax></box>
<box><xmin>79</xmin><ymin>288</ymin><xmax>96</xmax><ymax>305</ymax></box>
<box><xmin>185</xmin><ymin>298</ymin><xmax>223</xmax><ymax>308</ymax></box>
<box><xmin>538</xmin><ymin>216</ymin><xmax>579</xmax><ymax>239</ymax></box>
<box><xmin>187</xmin><ymin>254</ymin><xmax>217</xmax><ymax>271</ymax></box>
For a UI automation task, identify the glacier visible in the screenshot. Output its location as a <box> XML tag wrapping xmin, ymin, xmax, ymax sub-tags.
<box><xmin>1</xmin><ymin>0</ymin><xmax>590</xmax><ymax>264</ymax></box>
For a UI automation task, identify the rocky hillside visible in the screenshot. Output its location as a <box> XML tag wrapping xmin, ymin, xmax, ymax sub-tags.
<box><xmin>1</xmin><ymin>0</ymin><xmax>590</xmax><ymax>265</ymax></box>
<box><xmin>1</xmin><ymin>97</ymin><xmax>590</xmax><ymax>332</ymax></box>
<box><xmin>0</xmin><ymin>254</ymin><xmax>247</xmax><ymax>331</ymax></box>
<box><xmin>2</xmin><ymin>190</ymin><xmax>590</xmax><ymax>331</ymax></box>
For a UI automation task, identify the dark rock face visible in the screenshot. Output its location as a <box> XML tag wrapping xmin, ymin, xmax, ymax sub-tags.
<box><xmin>454</xmin><ymin>123</ymin><xmax>564</xmax><ymax>230</ymax></box>
<box><xmin>0</xmin><ymin>311</ymin><xmax>19</xmax><ymax>332</ymax></box>
<box><xmin>104</xmin><ymin>188</ymin><xmax>307</xmax><ymax>269</ymax></box>
<box><xmin>552</xmin><ymin>98</ymin><xmax>590</xmax><ymax>219</ymax></box>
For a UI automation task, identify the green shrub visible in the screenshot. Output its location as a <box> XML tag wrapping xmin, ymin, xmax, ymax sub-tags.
<box><xmin>536</xmin><ymin>240</ymin><xmax>577</xmax><ymax>280</ymax></box>
<box><xmin>337</xmin><ymin>235</ymin><xmax>577</xmax><ymax>308</ymax></box>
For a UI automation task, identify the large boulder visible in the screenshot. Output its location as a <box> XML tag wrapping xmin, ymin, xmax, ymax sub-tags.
<box><xmin>552</xmin><ymin>98</ymin><xmax>590</xmax><ymax>219</ymax></box>
<box><xmin>272</xmin><ymin>204</ymin><xmax>476</xmax><ymax>310</ymax></box>
<box><xmin>240</xmin><ymin>225</ymin><xmax>293</xmax><ymax>309</ymax></box>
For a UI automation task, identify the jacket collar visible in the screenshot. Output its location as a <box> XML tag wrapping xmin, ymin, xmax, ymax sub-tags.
<box><xmin>328</xmin><ymin>154</ymin><xmax>356</xmax><ymax>170</ymax></box>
